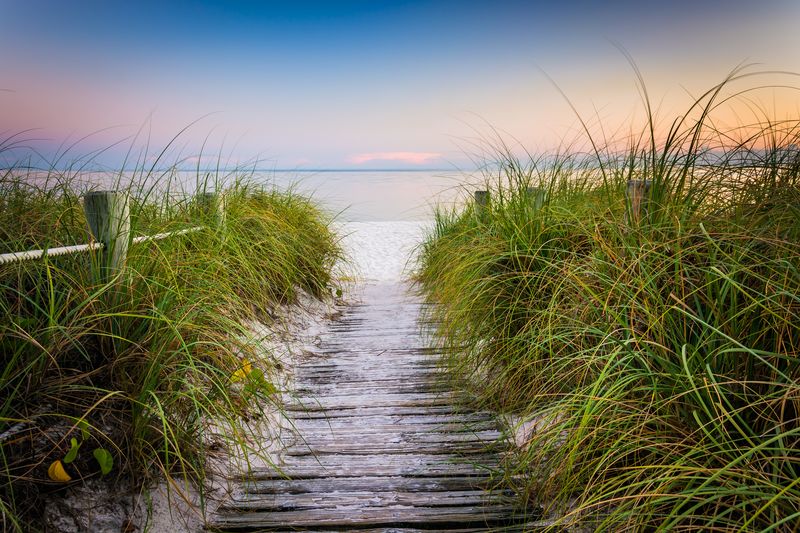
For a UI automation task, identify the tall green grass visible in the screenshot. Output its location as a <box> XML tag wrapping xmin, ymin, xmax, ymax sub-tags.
<box><xmin>418</xmin><ymin>72</ymin><xmax>800</xmax><ymax>531</ymax></box>
<box><xmin>0</xmin><ymin>144</ymin><xmax>340</xmax><ymax>529</ymax></box>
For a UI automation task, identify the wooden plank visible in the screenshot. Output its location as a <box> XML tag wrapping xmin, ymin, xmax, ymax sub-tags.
<box><xmin>283</xmin><ymin>440</ymin><xmax>500</xmax><ymax>456</ymax></box>
<box><xmin>293</xmin><ymin>371</ymin><xmax>443</xmax><ymax>383</ymax></box>
<box><xmin>316</xmin><ymin>347</ymin><xmax>442</xmax><ymax>356</ymax></box>
<box><xmin>293</xmin><ymin>377</ymin><xmax>445</xmax><ymax>388</ymax></box>
<box><xmin>286</xmin><ymin>411</ymin><xmax>495</xmax><ymax>424</ymax></box>
<box><xmin>294</xmin><ymin>366</ymin><xmax>441</xmax><ymax>378</ymax></box>
<box><xmin>302</xmin><ymin>358</ymin><xmax>438</xmax><ymax>365</ymax></box>
<box><xmin>304</xmin><ymin>353</ymin><xmax>435</xmax><ymax>361</ymax></box>
<box><xmin>299</xmin><ymin>378</ymin><xmax>444</xmax><ymax>389</ymax></box>
<box><xmin>296</xmin><ymin>380</ymin><xmax>449</xmax><ymax>391</ymax></box>
<box><xmin>298</xmin><ymin>370</ymin><xmax>443</xmax><ymax>380</ymax></box>
<box><xmin>287</xmin><ymin>388</ymin><xmax>452</xmax><ymax>397</ymax></box>
<box><xmin>271</xmin><ymin>450</ymin><xmax>500</xmax><ymax>466</ymax></box>
<box><xmin>247</xmin><ymin>456</ymin><xmax>500</xmax><ymax>480</ymax></box>
<box><xmin>257</xmin><ymin>466</ymin><xmax>500</xmax><ymax>480</ymax></box>
<box><xmin>294</xmin><ymin>529</ymin><xmax>489</xmax><ymax>533</ymax></box>
<box><xmin>295</xmin><ymin>364</ymin><xmax>443</xmax><ymax>374</ymax></box>
<box><xmin>212</xmin><ymin>504</ymin><xmax>518</xmax><ymax>528</ymax></box>
<box><xmin>221</xmin><ymin>489</ymin><xmax>514</xmax><ymax>511</ymax></box>
<box><xmin>287</xmin><ymin>428</ymin><xmax>501</xmax><ymax>440</ymax></box>
<box><xmin>293</xmin><ymin>383</ymin><xmax>449</xmax><ymax>395</ymax></box>
<box><xmin>285</xmin><ymin>420</ymin><xmax>498</xmax><ymax>434</ymax></box>
<box><xmin>285</xmin><ymin>395</ymin><xmax>457</xmax><ymax>411</ymax></box>
<box><xmin>296</xmin><ymin>374</ymin><xmax>443</xmax><ymax>383</ymax></box>
<box><xmin>286</xmin><ymin>396</ymin><xmax>456</xmax><ymax>410</ymax></box>
<box><xmin>285</xmin><ymin>405</ymin><xmax>487</xmax><ymax>419</ymax></box>
<box><xmin>283</xmin><ymin>430</ymin><xmax>502</xmax><ymax>449</ymax></box>
<box><xmin>296</xmin><ymin>354</ymin><xmax>436</xmax><ymax>363</ymax></box>
<box><xmin>240</xmin><ymin>475</ymin><xmax>500</xmax><ymax>495</ymax></box>
<box><xmin>297</xmin><ymin>356</ymin><xmax>439</xmax><ymax>366</ymax></box>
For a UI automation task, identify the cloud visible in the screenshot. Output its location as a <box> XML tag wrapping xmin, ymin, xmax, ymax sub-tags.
<box><xmin>348</xmin><ymin>151</ymin><xmax>442</xmax><ymax>166</ymax></box>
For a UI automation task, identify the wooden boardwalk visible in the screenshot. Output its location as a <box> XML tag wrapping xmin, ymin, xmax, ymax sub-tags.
<box><xmin>211</xmin><ymin>283</ymin><xmax>533</xmax><ymax>531</ymax></box>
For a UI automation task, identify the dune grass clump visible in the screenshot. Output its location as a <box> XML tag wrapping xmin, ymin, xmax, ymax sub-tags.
<box><xmin>0</xmin><ymin>147</ymin><xmax>340</xmax><ymax>530</ymax></box>
<box><xmin>417</xmin><ymin>72</ymin><xmax>800</xmax><ymax>530</ymax></box>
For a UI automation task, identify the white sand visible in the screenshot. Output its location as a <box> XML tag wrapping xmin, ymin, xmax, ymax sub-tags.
<box><xmin>335</xmin><ymin>221</ymin><xmax>432</xmax><ymax>282</ymax></box>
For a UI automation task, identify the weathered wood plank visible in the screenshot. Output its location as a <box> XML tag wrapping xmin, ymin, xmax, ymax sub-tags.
<box><xmin>221</xmin><ymin>489</ymin><xmax>514</xmax><ymax>511</ymax></box>
<box><xmin>263</xmin><ymin>464</ymin><xmax>498</xmax><ymax>480</ymax></box>
<box><xmin>285</xmin><ymin>420</ymin><xmax>499</xmax><ymax>434</ymax></box>
<box><xmin>315</xmin><ymin>346</ymin><xmax>442</xmax><ymax>356</ymax></box>
<box><xmin>212</xmin><ymin>505</ymin><xmax>518</xmax><ymax>528</ymax></box>
<box><xmin>297</xmin><ymin>371</ymin><xmax>440</xmax><ymax>378</ymax></box>
<box><xmin>283</xmin><ymin>440</ymin><xmax>500</xmax><ymax>456</ymax></box>
<box><xmin>276</xmin><ymin>450</ymin><xmax>499</xmax><ymax>465</ymax></box>
<box><xmin>286</xmin><ymin>405</ymin><xmax>485</xmax><ymax>419</ymax></box>
<box><xmin>295</xmin><ymin>367</ymin><xmax>436</xmax><ymax>375</ymax></box>
<box><xmin>283</xmin><ymin>429</ymin><xmax>502</xmax><ymax>450</ymax></box>
<box><xmin>285</xmin><ymin>396</ymin><xmax>458</xmax><ymax>411</ymax></box>
<box><xmin>286</xmin><ymin>411</ymin><xmax>494</xmax><ymax>423</ymax></box>
<box><xmin>291</xmin><ymin>529</ymin><xmax>492</xmax><ymax>533</ymax></box>
<box><xmin>246</xmin><ymin>455</ymin><xmax>500</xmax><ymax>480</ymax></box>
<box><xmin>289</xmin><ymin>428</ymin><xmax>502</xmax><ymax>440</ymax></box>
<box><xmin>240</xmin><ymin>475</ymin><xmax>500</xmax><ymax>495</ymax></box>
<box><xmin>294</xmin><ymin>380</ymin><xmax>448</xmax><ymax>391</ymax></box>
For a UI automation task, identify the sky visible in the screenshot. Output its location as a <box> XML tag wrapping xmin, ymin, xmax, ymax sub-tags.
<box><xmin>2</xmin><ymin>0</ymin><xmax>800</xmax><ymax>170</ymax></box>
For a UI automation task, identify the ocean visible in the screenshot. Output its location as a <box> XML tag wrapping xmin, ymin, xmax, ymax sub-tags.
<box><xmin>265</xmin><ymin>170</ymin><xmax>476</xmax><ymax>222</ymax></box>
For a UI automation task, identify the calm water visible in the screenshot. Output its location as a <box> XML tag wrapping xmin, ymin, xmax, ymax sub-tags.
<box><xmin>265</xmin><ymin>170</ymin><xmax>477</xmax><ymax>222</ymax></box>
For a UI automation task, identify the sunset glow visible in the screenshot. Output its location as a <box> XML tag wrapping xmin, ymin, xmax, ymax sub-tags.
<box><xmin>348</xmin><ymin>152</ymin><xmax>443</xmax><ymax>166</ymax></box>
<box><xmin>2</xmin><ymin>1</ymin><xmax>799</xmax><ymax>169</ymax></box>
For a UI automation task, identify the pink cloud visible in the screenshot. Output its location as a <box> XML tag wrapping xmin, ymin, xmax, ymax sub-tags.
<box><xmin>348</xmin><ymin>151</ymin><xmax>442</xmax><ymax>165</ymax></box>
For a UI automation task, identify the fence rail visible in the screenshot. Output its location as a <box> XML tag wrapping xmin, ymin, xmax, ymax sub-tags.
<box><xmin>0</xmin><ymin>191</ymin><xmax>223</xmax><ymax>278</ymax></box>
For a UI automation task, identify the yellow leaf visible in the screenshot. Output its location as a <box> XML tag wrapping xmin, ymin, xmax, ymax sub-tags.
<box><xmin>48</xmin><ymin>460</ymin><xmax>72</xmax><ymax>482</ymax></box>
<box><xmin>232</xmin><ymin>359</ymin><xmax>252</xmax><ymax>382</ymax></box>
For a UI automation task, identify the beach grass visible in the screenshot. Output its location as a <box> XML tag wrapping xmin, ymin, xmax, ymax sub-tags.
<box><xmin>0</xmin><ymin>144</ymin><xmax>341</xmax><ymax>529</ymax></box>
<box><xmin>417</xmin><ymin>71</ymin><xmax>800</xmax><ymax>531</ymax></box>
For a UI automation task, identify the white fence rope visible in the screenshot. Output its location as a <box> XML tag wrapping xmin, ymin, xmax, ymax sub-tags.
<box><xmin>0</xmin><ymin>226</ymin><xmax>204</xmax><ymax>265</ymax></box>
<box><xmin>130</xmin><ymin>226</ymin><xmax>203</xmax><ymax>244</ymax></box>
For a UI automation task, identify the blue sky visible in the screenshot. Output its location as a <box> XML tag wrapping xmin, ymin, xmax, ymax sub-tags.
<box><xmin>2</xmin><ymin>0</ymin><xmax>799</xmax><ymax>169</ymax></box>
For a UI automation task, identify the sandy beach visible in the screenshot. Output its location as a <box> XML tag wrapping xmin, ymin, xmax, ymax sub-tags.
<box><xmin>336</xmin><ymin>221</ymin><xmax>432</xmax><ymax>282</ymax></box>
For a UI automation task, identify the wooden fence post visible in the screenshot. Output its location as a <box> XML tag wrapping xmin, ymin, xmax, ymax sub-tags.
<box><xmin>199</xmin><ymin>192</ymin><xmax>226</xmax><ymax>232</ymax></box>
<box><xmin>526</xmin><ymin>187</ymin><xmax>546</xmax><ymax>211</ymax></box>
<box><xmin>83</xmin><ymin>191</ymin><xmax>130</xmax><ymax>281</ymax></box>
<box><xmin>474</xmin><ymin>190</ymin><xmax>489</xmax><ymax>215</ymax></box>
<box><xmin>626</xmin><ymin>180</ymin><xmax>651</xmax><ymax>225</ymax></box>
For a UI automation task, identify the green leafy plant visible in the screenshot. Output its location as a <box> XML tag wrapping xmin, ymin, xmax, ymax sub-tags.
<box><xmin>59</xmin><ymin>422</ymin><xmax>113</xmax><ymax>477</ymax></box>
<box><xmin>77</xmin><ymin>419</ymin><xmax>90</xmax><ymax>441</ymax></box>
<box><xmin>92</xmin><ymin>448</ymin><xmax>113</xmax><ymax>476</ymax></box>
<box><xmin>62</xmin><ymin>439</ymin><xmax>81</xmax><ymax>465</ymax></box>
